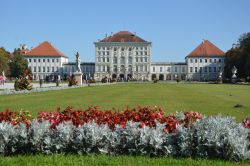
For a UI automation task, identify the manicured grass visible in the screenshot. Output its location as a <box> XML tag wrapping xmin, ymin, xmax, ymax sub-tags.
<box><xmin>0</xmin><ymin>83</ymin><xmax>250</xmax><ymax>165</ymax></box>
<box><xmin>0</xmin><ymin>154</ymin><xmax>249</xmax><ymax>166</ymax></box>
<box><xmin>0</xmin><ymin>83</ymin><xmax>249</xmax><ymax>120</ymax></box>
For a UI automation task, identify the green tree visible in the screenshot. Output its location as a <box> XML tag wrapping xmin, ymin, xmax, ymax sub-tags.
<box><xmin>224</xmin><ymin>32</ymin><xmax>250</xmax><ymax>80</ymax></box>
<box><xmin>0</xmin><ymin>47</ymin><xmax>9</xmax><ymax>75</ymax></box>
<box><xmin>9</xmin><ymin>48</ymin><xmax>29</xmax><ymax>78</ymax></box>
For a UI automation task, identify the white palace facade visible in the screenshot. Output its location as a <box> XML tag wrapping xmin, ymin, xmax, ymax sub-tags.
<box><xmin>21</xmin><ymin>31</ymin><xmax>225</xmax><ymax>82</ymax></box>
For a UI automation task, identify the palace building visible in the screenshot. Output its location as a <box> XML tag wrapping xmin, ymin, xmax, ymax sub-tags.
<box><xmin>21</xmin><ymin>31</ymin><xmax>225</xmax><ymax>82</ymax></box>
<box><xmin>23</xmin><ymin>41</ymin><xmax>94</xmax><ymax>81</ymax></box>
<box><xmin>185</xmin><ymin>40</ymin><xmax>225</xmax><ymax>81</ymax></box>
<box><xmin>94</xmin><ymin>31</ymin><xmax>152</xmax><ymax>81</ymax></box>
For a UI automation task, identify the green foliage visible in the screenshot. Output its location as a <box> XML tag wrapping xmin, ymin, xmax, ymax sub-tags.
<box><xmin>14</xmin><ymin>70</ymin><xmax>33</xmax><ymax>91</ymax></box>
<box><xmin>0</xmin><ymin>47</ymin><xmax>9</xmax><ymax>75</ymax></box>
<box><xmin>67</xmin><ymin>75</ymin><xmax>77</xmax><ymax>87</ymax></box>
<box><xmin>224</xmin><ymin>32</ymin><xmax>250</xmax><ymax>79</ymax></box>
<box><xmin>9</xmin><ymin>48</ymin><xmax>29</xmax><ymax>78</ymax></box>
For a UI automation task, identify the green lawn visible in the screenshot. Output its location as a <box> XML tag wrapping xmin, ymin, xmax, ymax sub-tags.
<box><xmin>0</xmin><ymin>83</ymin><xmax>250</xmax><ymax>165</ymax></box>
<box><xmin>0</xmin><ymin>83</ymin><xmax>249</xmax><ymax>120</ymax></box>
<box><xmin>1</xmin><ymin>154</ymin><xmax>249</xmax><ymax>166</ymax></box>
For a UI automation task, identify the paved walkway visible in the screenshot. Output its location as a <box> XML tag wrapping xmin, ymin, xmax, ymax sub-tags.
<box><xmin>0</xmin><ymin>83</ymin><xmax>68</xmax><ymax>89</ymax></box>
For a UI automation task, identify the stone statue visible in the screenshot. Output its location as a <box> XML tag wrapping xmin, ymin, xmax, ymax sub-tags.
<box><xmin>232</xmin><ymin>66</ymin><xmax>237</xmax><ymax>78</ymax></box>
<box><xmin>2</xmin><ymin>71</ymin><xmax>5</xmax><ymax>79</ymax></box>
<box><xmin>231</xmin><ymin>66</ymin><xmax>237</xmax><ymax>83</ymax></box>
<box><xmin>75</xmin><ymin>52</ymin><xmax>81</xmax><ymax>73</ymax></box>
<box><xmin>218</xmin><ymin>71</ymin><xmax>223</xmax><ymax>83</ymax></box>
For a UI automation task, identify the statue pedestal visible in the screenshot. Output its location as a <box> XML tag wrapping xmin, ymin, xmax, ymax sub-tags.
<box><xmin>232</xmin><ymin>74</ymin><xmax>237</xmax><ymax>84</ymax></box>
<box><xmin>74</xmin><ymin>72</ymin><xmax>82</xmax><ymax>86</ymax></box>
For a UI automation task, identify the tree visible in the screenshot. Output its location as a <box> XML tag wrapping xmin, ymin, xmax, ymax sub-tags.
<box><xmin>224</xmin><ymin>32</ymin><xmax>250</xmax><ymax>80</ymax></box>
<box><xmin>9</xmin><ymin>48</ymin><xmax>29</xmax><ymax>78</ymax></box>
<box><xmin>0</xmin><ymin>47</ymin><xmax>9</xmax><ymax>76</ymax></box>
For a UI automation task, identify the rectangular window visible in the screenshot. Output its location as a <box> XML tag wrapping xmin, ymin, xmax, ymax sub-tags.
<box><xmin>175</xmin><ymin>67</ymin><xmax>177</xmax><ymax>72</ymax></box>
<box><xmin>190</xmin><ymin>67</ymin><xmax>193</xmax><ymax>73</ymax></box>
<box><xmin>190</xmin><ymin>59</ymin><xmax>193</xmax><ymax>63</ymax></box>
<box><xmin>34</xmin><ymin>59</ymin><xmax>36</xmax><ymax>62</ymax></box>
<box><xmin>205</xmin><ymin>67</ymin><xmax>207</xmax><ymax>72</ymax></box>
<box><xmin>214</xmin><ymin>67</ymin><xmax>216</xmax><ymax>72</ymax></box>
<box><xmin>43</xmin><ymin>67</ymin><xmax>45</xmax><ymax>72</ymax></box>
<box><xmin>140</xmin><ymin>66</ymin><xmax>143</xmax><ymax>71</ymax></box>
<box><xmin>38</xmin><ymin>59</ymin><xmax>41</xmax><ymax>63</ymax></box>
<box><xmin>47</xmin><ymin>59</ymin><xmax>50</xmax><ymax>62</ymax></box>
<box><xmin>219</xmin><ymin>59</ymin><xmax>222</xmax><ymax>63</ymax></box>
<box><xmin>182</xmin><ymin>67</ymin><xmax>185</xmax><ymax>72</ymax></box>
<box><xmin>107</xmin><ymin>58</ymin><xmax>109</xmax><ymax>62</ymax></box>
<box><xmin>205</xmin><ymin>59</ymin><xmax>207</xmax><ymax>63</ymax></box>
<box><xmin>195</xmin><ymin>67</ymin><xmax>197</xmax><ymax>73</ymax></box>
<box><xmin>56</xmin><ymin>67</ymin><xmax>59</xmax><ymax>72</ymax></box>
<box><xmin>52</xmin><ymin>67</ymin><xmax>54</xmax><ymax>72</ymax></box>
<box><xmin>160</xmin><ymin>67</ymin><xmax>162</xmax><ymax>72</ymax></box>
<box><xmin>153</xmin><ymin>67</ymin><xmax>155</xmax><ymax>72</ymax></box>
<box><xmin>43</xmin><ymin>59</ymin><xmax>45</xmax><ymax>62</ymax></box>
<box><xmin>33</xmin><ymin>67</ymin><xmax>36</xmax><ymax>72</ymax></box>
<box><xmin>167</xmin><ymin>67</ymin><xmax>170</xmax><ymax>72</ymax></box>
<box><xmin>200</xmin><ymin>59</ymin><xmax>202</xmax><ymax>63</ymax></box>
<box><xmin>52</xmin><ymin>59</ymin><xmax>54</xmax><ymax>63</ymax></box>
<box><xmin>57</xmin><ymin>59</ymin><xmax>59</xmax><ymax>63</ymax></box>
<box><xmin>195</xmin><ymin>59</ymin><xmax>197</xmax><ymax>63</ymax></box>
<box><xmin>200</xmin><ymin>67</ymin><xmax>202</xmax><ymax>72</ymax></box>
<box><xmin>38</xmin><ymin>67</ymin><xmax>41</xmax><ymax>72</ymax></box>
<box><xmin>209</xmin><ymin>67</ymin><xmax>212</xmax><ymax>72</ymax></box>
<box><xmin>29</xmin><ymin>59</ymin><xmax>31</xmax><ymax>62</ymax></box>
<box><xmin>47</xmin><ymin>67</ymin><xmax>50</xmax><ymax>72</ymax></box>
<box><xmin>214</xmin><ymin>59</ymin><xmax>217</xmax><ymax>63</ymax></box>
<box><xmin>209</xmin><ymin>59</ymin><xmax>212</xmax><ymax>63</ymax></box>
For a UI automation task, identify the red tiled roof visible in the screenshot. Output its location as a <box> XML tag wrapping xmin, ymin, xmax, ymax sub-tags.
<box><xmin>187</xmin><ymin>40</ymin><xmax>225</xmax><ymax>57</ymax></box>
<box><xmin>100</xmin><ymin>31</ymin><xmax>147</xmax><ymax>42</ymax></box>
<box><xmin>25</xmin><ymin>41</ymin><xmax>66</xmax><ymax>57</ymax></box>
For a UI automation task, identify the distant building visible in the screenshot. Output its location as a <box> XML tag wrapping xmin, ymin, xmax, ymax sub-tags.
<box><xmin>22</xmin><ymin>41</ymin><xmax>95</xmax><ymax>81</ymax></box>
<box><xmin>23</xmin><ymin>41</ymin><xmax>68</xmax><ymax>80</ymax></box>
<box><xmin>150</xmin><ymin>62</ymin><xmax>187</xmax><ymax>80</ymax></box>
<box><xmin>62</xmin><ymin>62</ymin><xmax>95</xmax><ymax>80</ymax></box>
<box><xmin>21</xmin><ymin>35</ymin><xmax>225</xmax><ymax>82</ymax></box>
<box><xmin>185</xmin><ymin>40</ymin><xmax>225</xmax><ymax>81</ymax></box>
<box><xmin>94</xmin><ymin>31</ymin><xmax>152</xmax><ymax>81</ymax></box>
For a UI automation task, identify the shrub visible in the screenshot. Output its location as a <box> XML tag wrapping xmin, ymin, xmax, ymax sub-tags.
<box><xmin>14</xmin><ymin>70</ymin><xmax>33</xmax><ymax>91</ymax></box>
<box><xmin>88</xmin><ymin>79</ymin><xmax>96</xmax><ymax>84</ymax></box>
<box><xmin>0</xmin><ymin>107</ymin><xmax>249</xmax><ymax>161</ymax></box>
<box><xmin>67</xmin><ymin>75</ymin><xmax>77</xmax><ymax>87</ymax></box>
<box><xmin>176</xmin><ymin>116</ymin><xmax>250</xmax><ymax>161</ymax></box>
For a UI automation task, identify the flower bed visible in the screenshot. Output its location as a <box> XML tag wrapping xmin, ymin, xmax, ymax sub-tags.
<box><xmin>0</xmin><ymin>106</ymin><xmax>249</xmax><ymax>161</ymax></box>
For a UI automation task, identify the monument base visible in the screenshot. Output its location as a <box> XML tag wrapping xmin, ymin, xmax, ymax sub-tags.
<box><xmin>74</xmin><ymin>72</ymin><xmax>82</xmax><ymax>86</ymax></box>
<box><xmin>232</xmin><ymin>78</ymin><xmax>237</xmax><ymax>84</ymax></box>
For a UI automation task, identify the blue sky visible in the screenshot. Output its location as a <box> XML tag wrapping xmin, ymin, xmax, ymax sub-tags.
<box><xmin>1</xmin><ymin>0</ymin><xmax>249</xmax><ymax>62</ymax></box>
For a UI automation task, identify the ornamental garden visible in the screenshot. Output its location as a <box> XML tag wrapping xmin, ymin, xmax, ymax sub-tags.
<box><xmin>0</xmin><ymin>83</ymin><xmax>250</xmax><ymax>165</ymax></box>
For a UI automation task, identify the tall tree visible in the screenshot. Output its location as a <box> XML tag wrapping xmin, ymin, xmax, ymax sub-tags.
<box><xmin>0</xmin><ymin>47</ymin><xmax>9</xmax><ymax>75</ymax></box>
<box><xmin>224</xmin><ymin>32</ymin><xmax>250</xmax><ymax>80</ymax></box>
<box><xmin>9</xmin><ymin>48</ymin><xmax>29</xmax><ymax>78</ymax></box>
